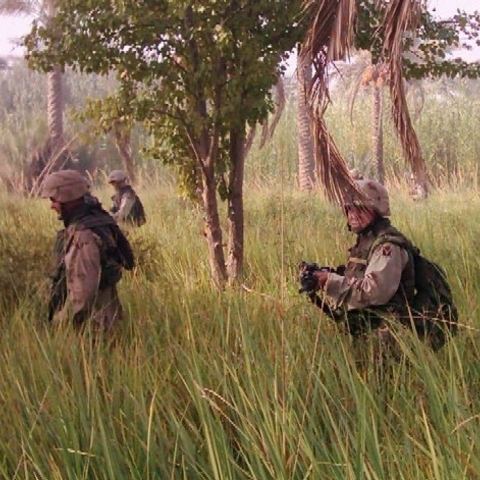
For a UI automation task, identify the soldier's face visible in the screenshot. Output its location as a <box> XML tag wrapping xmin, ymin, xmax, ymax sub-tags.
<box><xmin>346</xmin><ymin>206</ymin><xmax>376</xmax><ymax>233</ymax></box>
<box><xmin>110</xmin><ymin>181</ymin><xmax>121</xmax><ymax>191</ymax></box>
<box><xmin>49</xmin><ymin>198</ymin><xmax>63</xmax><ymax>219</ymax></box>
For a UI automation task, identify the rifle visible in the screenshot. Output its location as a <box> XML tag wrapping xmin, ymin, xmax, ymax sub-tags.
<box><xmin>298</xmin><ymin>261</ymin><xmax>391</xmax><ymax>334</ymax></box>
<box><xmin>47</xmin><ymin>229</ymin><xmax>71</xmax><ymax>322</ymax></box>
<box><xmin>48</xmin><ymin>263</ymin><xmax>67</xmax><ymax>322</ymax></box>
<box><xmin>298</xmin><ymin>261</ymin><xmax>344</xmax><ymax>321</ymax></box>
<box><xmin>298</xmin><ymin>261</ymin><xmax>337</xmax><ymax>294</ymax></box>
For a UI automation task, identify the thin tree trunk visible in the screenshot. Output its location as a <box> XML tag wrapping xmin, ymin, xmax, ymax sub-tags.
<box><xmin>113</xmin><ymin>125</ymin><xmax>136</xmax><ymax>183</ymax></box>
<box><xmin>297</xmin><ymin>55</ymin><xmax>316</xmax><ymax>191</ymax></box>
<box><xmin>47</xmin><ymin>65</ymin><xmax>64</xmax><ymax>168</ymax></box>
<box><xmin>226</xmin><ymin>128</ymin><xmax>245</xmax><ymax>283</ymax></box>
<box><xmin>202</xmin><ymin>163</ymin><xmax>227</xmax><ymax>289</ymax></box>
<box><xmin>372</xmin><ymin>82</ymin><xmax>385</xmax><ymax>184</ymax></box>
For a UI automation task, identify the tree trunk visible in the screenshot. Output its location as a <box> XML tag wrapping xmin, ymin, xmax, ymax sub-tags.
<box><xmin>412</xmin><ymin>169</ymin><xmax>428</xmax><ymax>200</ymax></box>
<box><xmin>202</xmin><ymin>163</ymin><xmax>228</xmax><ymax>289</ymax></box>
<box><xmin>372</xmin><ymin>82</ymin><xmax>385</xmax><ymax>184</ymax></box>
<box><xmin>113</xmin><ymin>124</ymin><xmax>136</xmax><ymax>184</ymax></box>
<box><xmin>47</xmin><ymin>65</ymin><xmax>65</xmax><ymax>169</ymax></box>
<box><xmin>226</xmin><ymin>128</ymin><xmax>245</xmax><ymax>283</ymax></box>
<box><xmin>297</xmin><ymin>55</ymin><xmax>316</xmax><ymax>191</ymax></box>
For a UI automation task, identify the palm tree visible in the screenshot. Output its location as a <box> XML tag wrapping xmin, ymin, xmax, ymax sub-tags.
<box><xmin>300</xmin><ymin>0</ymin><xmax>429</xmax><ymax>202</ymax></box>
<box><xmin>0</xmin><ymin>0</ymin><xmax>66</xmax><ymax>181</ymax></box>
<box><xmin>297</xmin><ymin>48</ymin><xmax>316</xmax><ymax>191</ymax></box>
<box><xmin>365</xmin><ymin>62</ymin><xmax>387</xmax><ymax>184</ymax></box>
<box><xmin>347</xmin><ymin>56</ymin><xmax>389</xmax><ymax>185</ymax></box>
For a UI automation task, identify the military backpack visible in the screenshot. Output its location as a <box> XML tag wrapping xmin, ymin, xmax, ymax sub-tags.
<box><xmin>371</xmin><ymin>235</ymin><xmax>458</xmax><ymax>348</ymax></box>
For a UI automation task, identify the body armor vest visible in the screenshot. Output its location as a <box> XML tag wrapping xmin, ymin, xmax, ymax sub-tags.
<box><xmin>111</xmin><ymin>185</ymin><xmax>146</xmax><ymax>226</ymax></box>
<box><xmin>345</xmin><ymin>218</ymin><xmax>416</xmax><ymax>313</ymax></box>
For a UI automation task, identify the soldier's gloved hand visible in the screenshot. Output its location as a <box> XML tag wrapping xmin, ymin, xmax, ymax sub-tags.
<box><xmin>313</xmin><ymin>270</ymin><xmax>330</xmax><ymax>290</ymax></box>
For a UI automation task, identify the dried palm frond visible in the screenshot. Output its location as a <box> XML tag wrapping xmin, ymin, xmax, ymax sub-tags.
<box><xmin>314</xmin><ymin>117</ymin><xmax>356</xmax><ymax>203</ymax></box>
<box><xmin>245</xmin><ymin>76</ymin><xmax>286</xmax><ymax>154</ymax></box>
<box><xmin>382</xmin><ymin>0</ymin><xmax>428</xmax><ymax>195</ymax></box>
<box><xmin>259</xmin><ymin>77</ymin><xmax>286</xmax><ymax>148</ymax></box>
<box><xmin>301</xmin><ymin>0</ymin><xmax>356</xmax><ymax>114</ymax></box>
<box><xmin>301</xmin><ymin>0</ymin><xmax>356</xmax><ymax>65</ymax></box>
<box><xmin>300</xmin><ymin>0</ymin><xmax>361</xmax><ymax>205</ymax></box>
<box><xmin>244</xmin><ymin>125</ymin><xmax>256</xmax><ymax>157</ymax></box>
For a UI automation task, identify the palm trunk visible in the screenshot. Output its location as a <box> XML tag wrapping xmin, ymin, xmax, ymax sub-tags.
<box><xmin>114</xmin><ymin>125</ymin><xmax>136</xmax><ymax>184</ymax></box>
<box><xmin>226</xmin><ymin>128</ymin><xmax>245</xmax><ymax>283</ymax></box>
<box><xmin>47</xmin><ymin>65</ymin><xmax>64</xmax><ymax>168</ymax></box>
<box><xmin>372</xmin><ymin>82</ymin><xmax>385</xmax><ymax>184</ymax></box>
<box><xmin>297</xmin><ymin>55</ymin><xmax>315</xmax><ymax>191</ymax></box>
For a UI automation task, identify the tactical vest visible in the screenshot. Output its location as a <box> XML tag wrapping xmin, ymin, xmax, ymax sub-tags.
<box><xmin>345</xmin><ymin>218</ymin><xmax>416</xmax><ymax>314</ymax></box>
<box><xmin>55</xmin><ymin>207</ymin><xmax>134</xmax><ymax>290</ymax></box>
<box><xmin>111</xmin><ymin>185</ymin><xmax>146</xmax><ymax>226</ymax></box>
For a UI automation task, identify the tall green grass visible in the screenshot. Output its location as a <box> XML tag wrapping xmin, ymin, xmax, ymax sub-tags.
<box><xmin>0</xmin><ymin>183</ymin><xmax>479</xmax><ymax>479</ymax></box>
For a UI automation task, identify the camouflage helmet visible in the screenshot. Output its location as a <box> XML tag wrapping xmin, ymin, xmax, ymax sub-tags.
<box><xmin>41</xmin><ymin>170</ymin><xmax>90</xmax><ymax>203</ymax></box>
<box><xmin>108</xmin><ymin>170</ymin><xmax>128</xmax><ymax>183</ymax></box>
<box><xmin>354</xmin><ymin>178</ymin><xmax>390</xmax><ymax>217</ymax></box>
<box><xmin>345</xmin><ymin>170</ymin><xmax>390</xmax><ymax>217</ymax></box>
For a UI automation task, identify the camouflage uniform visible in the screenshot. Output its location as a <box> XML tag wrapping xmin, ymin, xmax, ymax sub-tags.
<box><xmin>108</xmin><ymin>170</ymin><xmax>146</xmax><ymax>226</ymax></box>
<box><xmin>317</xmin><ymin>174</ymin><xmax>415</xmax><ymax>338</ymax></box>
<box><xmin>43</xmin><ymin>170</ymin><xmax>124</xmax><ymax>331</ymax></box>
<box><xmin>308</xmin><ymin>173</ymin><xmax>456</xmax><ymax>352</ymax></box>
<box><xmin>324</xmin><ymin>218</ymin><xmax>415</xmax><ymax>337</ymax></box>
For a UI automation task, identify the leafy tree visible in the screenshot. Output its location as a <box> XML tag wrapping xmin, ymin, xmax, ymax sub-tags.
<box><xmin>74</xmin><ymin>86</ymin><xmax>138</xmax><ymax>184</ymax></box>
<box><xmin>25</xmin><ymin>0</ymin><xmax>304</xmax><ymax>287</ymax></box>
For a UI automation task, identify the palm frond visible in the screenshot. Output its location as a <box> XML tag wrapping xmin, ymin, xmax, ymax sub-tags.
<box><xmin>244</xmin><ymin>126</ymin><xmax>256</xmax><ymax>157</ymax></box>
<box><xmin>300</xmin><ymin>0</ymin><xmax>360</xmax><ymax>204</ymax></box>
<box><xmin>314</xmin><ymin>118</ymin><xmax>356</xmax><ymax>203</ymax></box>
<box><xmin>383</xmin><ymin>0</ymin><xmax>428</xmax><ymax>191</ymax></box>
<box><xmin>263</xmin><ymin>77</ymin><xmax>286</xmax><ymax>145</ymax></box>
<box><xmin>245</xmin><ymin>77</ymin><xmax>286</xmax><ymax>154</ymax></box>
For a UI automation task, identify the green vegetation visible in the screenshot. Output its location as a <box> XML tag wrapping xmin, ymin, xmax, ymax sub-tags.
<box><xmin>0</xmin><ymin>179</ymin><xmax>479</xmax><ymax>479</ymax></box>
<box><xmin>1</xmin><ymin>35</ymin><xmax>480</xmax><ymax>478</ymax></box>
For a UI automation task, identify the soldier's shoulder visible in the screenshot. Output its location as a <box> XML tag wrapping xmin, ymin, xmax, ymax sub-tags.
<box><xmin>72</xmin><ymin>226</ymin><xmax>103</xmax><ymax>248</ymax></box>
<box><xmin>373</xmin><ymin>241</ymin><xmax>405</xmax><ymax>258</ymax></box>
<box><xmin>370</xmin><ymin>234</ymin><xmax>409</xmax><ymax>262</ymax></box>
<box><xmin>123</xmin><ymin>189</ymin><xmax>136</xmax><ymax>199</ymax></box>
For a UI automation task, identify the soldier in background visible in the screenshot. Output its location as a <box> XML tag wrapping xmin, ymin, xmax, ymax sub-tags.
<box><xmin>42</xmin><ymin>170</ymin><xmax>134</xmax><ymax>331</ymax></box>
<box><xmin>108</xmin><ymin>170</ymin><xmax>146</xmax><ymax>227</ymax></box>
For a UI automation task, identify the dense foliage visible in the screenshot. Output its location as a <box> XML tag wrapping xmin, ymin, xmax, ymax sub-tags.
<box><xmin>25</xmin><ymin>0</ymin><xmax>304</xmax><ymax>198</ymax></box>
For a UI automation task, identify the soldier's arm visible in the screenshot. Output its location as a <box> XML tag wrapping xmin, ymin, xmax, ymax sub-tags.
<box><xmin>65</xmin><ymin>230</ymin><xmax>102</xmax><ymax>324</ymax></box>
<box><xmin>323</xmin><ymin>243</ymin><xmax>409</xmax><ymax>310</ymax></box>
<box><xmin>112</xmin><ymin>192</ymin><xmax>135</xmax><ymax>222</ymax></box>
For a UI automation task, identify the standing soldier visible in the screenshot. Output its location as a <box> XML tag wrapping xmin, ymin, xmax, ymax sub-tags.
<box><xmin>42</xmin><ymin>170</ymin><xmax>134</xmax><ymax>331</ymax></box>
<box><xmin>108</xmin><ymin>170</ymin><xmax>146</xmax><ymax>227</ymax></box>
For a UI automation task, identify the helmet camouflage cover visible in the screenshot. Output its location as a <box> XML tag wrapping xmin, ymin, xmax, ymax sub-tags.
<box><xmin>355</xmin><ymin>178</ymin><xmax>390</xmax><ymax>216</ymax></box>
<box><xmin>41</xmin><ymin>170</ymin><xmax>90</xmax><ymax>203</ymax></box>
<box><xmin>108</xmin><ymin>170</ymin><xmax>128</xmax><ymax>183</ymax></box>
<box><xmin>345</xmin><ymin>170</ymin><xmax>390</xmax><ymax>217</ymax></box>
